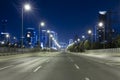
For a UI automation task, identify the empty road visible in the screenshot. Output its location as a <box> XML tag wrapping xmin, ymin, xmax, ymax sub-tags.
<box><xmin>0</xmin><ymin>52</ymin><xmax>120</xmax><ymax>80</ymax></box>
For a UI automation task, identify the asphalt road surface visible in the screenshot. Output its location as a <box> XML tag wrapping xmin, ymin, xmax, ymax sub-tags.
<box><xmin>0</xmin><ymin>52</ymin><xmax>120</xmax><ymax>80</ymax></box>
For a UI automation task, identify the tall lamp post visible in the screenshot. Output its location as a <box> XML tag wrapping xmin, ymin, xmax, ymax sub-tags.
<box><xmin>88</xmin><ymin>29</ymin><xmax>92</xmax><ymax>49</ymax></box>
<box><xmin>98</xmin><ymin>22</ymin><xmax>105</xmax><ymax>49</ymax></box>
<box><xmin>38</xmin><ymin>22</ymin><xmax>45</xmax><ymax>48</ymax></box>
<box><xmin>21</xmin><ymin>3</ymin><xmax>31</xmax><ymax>48</ymax></box>
<box><xmin>6</xmin><ymin>34</ymin><xmax>10</xmax><ymax>42</ymax></box>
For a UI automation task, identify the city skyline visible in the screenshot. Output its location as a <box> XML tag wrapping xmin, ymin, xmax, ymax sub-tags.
<box><xmin>0</xmin><ymin>0</ymin><xmax>119</xmax><ymax>43</ymax></box>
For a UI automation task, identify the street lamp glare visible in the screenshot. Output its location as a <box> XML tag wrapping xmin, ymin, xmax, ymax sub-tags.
<box><xmin>50</xmin><ymin>35</ymin><xmax>53</xmax><ymax>38</ymax></box>
<box><xmin>24</xmin><ymin>4</ymin><xmax>31</xmax><ymax>11</ymax></box>
<box><xmin>27</xmin><ymin>34</ymin><xmax>30</xmax><ymax>38</ymax></box>
<box><xmin>77</xmin><ymin>38</ymin><xmax>80</xmax><ymax>42</ymax></box>
<box><xmin>41</xmin><ymin>22</ymin><xmax>45</xmax><ymax>27</ymax></box>
<box><xmin>47</xmin><ymin>30</ymin><xmax>50</xmax><ymax>33</ymax></box>
<box><xmin>88</xmin><ymin>30</ymin><xmax>92</xmax><ymax>34</ymax></box>
<box><xmin>6</xmin><ymin>34</ymin><xmax>10</xmax><ymax>38</ymax></box>
<box><xmin>98</xmin><ymin>22</ymin><xmax>104</xmax><ymax>27</ymax></box>
<box><xmin>82</xmin><ymin>35</ymin><xmax>85</xmax><ymax>39</ymax></box>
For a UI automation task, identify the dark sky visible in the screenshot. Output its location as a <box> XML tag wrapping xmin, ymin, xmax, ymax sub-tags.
<box><xmin>0</xmin><ymin>0</ymin><xmax>119</xmax><ymax>43</ymax></box>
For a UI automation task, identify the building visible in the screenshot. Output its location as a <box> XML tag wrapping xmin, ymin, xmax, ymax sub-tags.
<box><xmin>97</xmin><ymin>11</ymin><xmax>116</xmax><ymax>43</ymax></box>
<box><xmin>97</xmin><ymin>11</ymin><xmax>107</xmax><ymax>43</ymax></box>
<box><xmin>41</xmin><ymin>30</ymin><xmax>58</xmax><ymax>49</ymax></box>
<box><xmin>0</xmin><ymin>32</ymin><xmax>10</xmax><ymax>45</ymax></box>
<box><xmin>41</xmin><ymin>30</ymin><xmax>49</xmax><ymax>48</ymax></box>
<box><xmin>25</xmin><ymin>28</ymin><xmax>37</xmax><ymax>48</ymax></box>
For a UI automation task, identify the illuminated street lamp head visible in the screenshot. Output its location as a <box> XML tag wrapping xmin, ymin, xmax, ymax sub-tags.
<box><xmin>47</xmin><ymin>30</ymin><xmax>50</xmax><ymax>33</ymax></box>
<box><xmin>24</xmin><ymin>4</ymin><xmax>31</xmax><ymax>11</ymax></box>
<box><xmin>88</xmin><ymin>30</ymin><xmax>92</xmax><ymax>34</ymax></box>
<box><xmin>82</xmin><ymin>35</ymin><xmax>85</xmax><ymax>39</ymax></box>
<box><xmin>13</xmin><ymin>37</ymin><xmax>16</xmax><ymax>40</ymax></box>
<box><xmin>77</xmin><ymin>38</ymin><xmax>80</xmax><ymax>42</ymax></box>
<box><xmin>40</xmin><ymin>22</ymin><xmax>45</xmax><ymax>27</ymax></box>
<box><xmin>27</xmin><ymin>34</ymin><xmax>30</xmax><ymax>38</ymax></box>
<box><xmin>98</xmin><ymin>22</ymin><xmax>104</xmax><ymax>27</ymax></box>
<box><xmin>6</xmin><ymin>34</ymin><xmax>10</xmax><ymax>38</ymax></box>
<box><xmin>50</xmin><ymin>35</ymin><xmax>53</xmax><ymax>38</ymax></box>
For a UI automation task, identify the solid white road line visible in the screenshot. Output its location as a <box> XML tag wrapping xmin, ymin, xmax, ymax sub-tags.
<box><xmin>33</xmin><ymin>66</ymin><xmax>42</xmax><ymax>72</ymax></box>
<box><xmin>74</xmin><ymin>64</ymin><xmax>80</xmax><ymax>69</ymax></box>
<box><xmin>0</xmin><ymin>65</ymin><xmax>13</xmax><ymax>71</ymax></box>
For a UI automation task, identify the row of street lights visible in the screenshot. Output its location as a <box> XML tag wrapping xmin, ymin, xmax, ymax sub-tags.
<box><xmin>86</xmin><ymin>21</ymin><xmax>105</xmax><ymax>49</ymax></box>
<box><xmin>71</xmin><ymin>22</ymin><xmax>105</xmax><ymax>48</ymax></box>
<box><xmin>21</xmin><ymin>3</ymin><xmax>31</xmax><ymax>48</ymax></box>
<box><xmin>20</xmin><ymin>3</ymin><xmax>60</xmax><ymax>49</ymax></box>
<box><xmin>47</xmin><ymin>30</ymin><xmax>61</xmax><ymax>48</ymax></box>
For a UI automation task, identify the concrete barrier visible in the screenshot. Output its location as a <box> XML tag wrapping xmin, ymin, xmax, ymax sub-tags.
<box><xmin>85</xmin><ymin>48</ymin><xmax>120</xmax><ymax>56</ymax></box>
<box><xmin>0</xmin><ymin>47</ymin><xmax>41</xmax><ymax>56</ymax></box>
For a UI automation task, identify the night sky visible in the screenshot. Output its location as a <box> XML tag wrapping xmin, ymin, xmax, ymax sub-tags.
<box><xmin>0</xmin><ymin>0</ymin><xmax>119</xmax><ymax>43</ymax></box>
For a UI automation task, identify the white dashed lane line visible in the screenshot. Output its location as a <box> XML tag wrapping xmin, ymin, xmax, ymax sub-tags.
<box><xmin>33</xmin><ymin>66</ymin><xmax>42</xmax><ymax>72</ymax></box>
<box><xmin>0</xmin><ymin>65</ymin><xmax>13</xmax><ymax>71</ymax></box>
<box><xmin>84</xmin><ymin>77</ymin><xmax>90</xmax><ymax>80</ymax></box>
<box><xmin>74</xmin><ymin>64</ymin><xmax>80</xmax><ymax>69</ymax></box>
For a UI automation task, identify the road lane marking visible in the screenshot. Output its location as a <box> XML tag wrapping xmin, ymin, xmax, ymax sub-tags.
<box><xmin>33</xmin><ymin>66</ymin><xmax>42</xmax><ymax>72</ymax></box>
<box><xmin>84</xmin><ymin>77</ymin><xmax>90</xmax><ymax>80</ymax></box>
<box><xmin>74</xmin><ymin>64</ymin><xmax>80</xmax><ymax>69</ymax></box>
<box><xmin>0</xmin><ymin>65</ymin><xmax>13</xmax><ymax>71</ymax></box>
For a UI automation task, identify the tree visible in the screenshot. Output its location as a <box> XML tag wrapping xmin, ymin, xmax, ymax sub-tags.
<box><xmin>83</xmin><ymin>40</ymin><xmax>91</xmax><ymax>50</ymax></box>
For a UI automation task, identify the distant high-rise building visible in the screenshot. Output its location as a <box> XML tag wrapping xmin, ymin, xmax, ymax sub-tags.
<box><xmin>50</xmin><ymin>31</ymin><xmax>58</xmax><ymax>48</ymax></box>
<box><xmin>41</xmin><ymin>30</ymin><xmax>49</xmax><ymax>48</ymax></box>
<box><xmin>0</xmin><ymin>32</ymin><xmax>10</xmax><ymax>45</ymax></box>
<box><xmin>97</xmin><ymin>11</ymin><xmax>114</xmax><ymax>43</ymax></box>
<box><xmin>25</xmin><ymin>28</ymin><xmax>37</xmax><ymax>48</ymax></box>
<box><xmin>41</xmin><ymin>30</ymin><xmax>58</xmax><ymax>49</ymax></box>
<box><xmin>97</xmin><ymin>11</ymin><xmax>107</xmax><ymax>43</ymax></box>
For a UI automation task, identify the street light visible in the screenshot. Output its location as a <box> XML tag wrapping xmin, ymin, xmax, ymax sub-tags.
<box><xmin>21</xmin><ymin>3</ymin><xmax>31</xmax><ymax>48</ymax></box>
<box><xmin>38</xmin><ymin>22</ymin><xmax>45</xmax><ymax>48</ymax></box>
<box><xmin>27</xmin><ymin>34</ymin><xmax>30</xmax><ymax>38</ymax></box>
<box><xmin>77</xmin><ymin>38</ymin><xmax>80</xmax><ymax>42</ymax></box>
<box><xmin>6</xmin><ymin>34</ymin><xmax>10</xmax><ymax>38</ymax></box>
<box><xmin>88</xmin><ymin>29</ymin><xmax>92</xmax><ymax>35</ymax></box>
<box><xmin>47</xmin><ymin>30</ymin><xmax>50</xmax><ymax>33</ymax></box>
<box><xmin>82</xmin><ymin>35</ymin><xmax>85</xmax><ymax>39</ymax></box>
<box><xmin>88</xmin><ymin>29</ymin><xmax>92</xmax><ymax>49</ymax></box>
<box><xmin>24</xmin><ymin>4</ymin><xmax>31</xmax><ymax>11</ymax></box>
<box><xmin>50</xmin><ymin>34</ymin><xmax>53</xmax><ymax>38</ymax></box>
<box><xmin>40</xmin><ymin>22</ymin><xmax>45</xmax><ymax>27</ymax></box>
<box><xmin>98</xmin><ymin>22</ymin><xmax>106</xmax><ymax>49</ymax></box>
<box><xmin>98</xmin><ymin>22</ymin><xmax>104</xmax><ymax>28</ymax></box>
